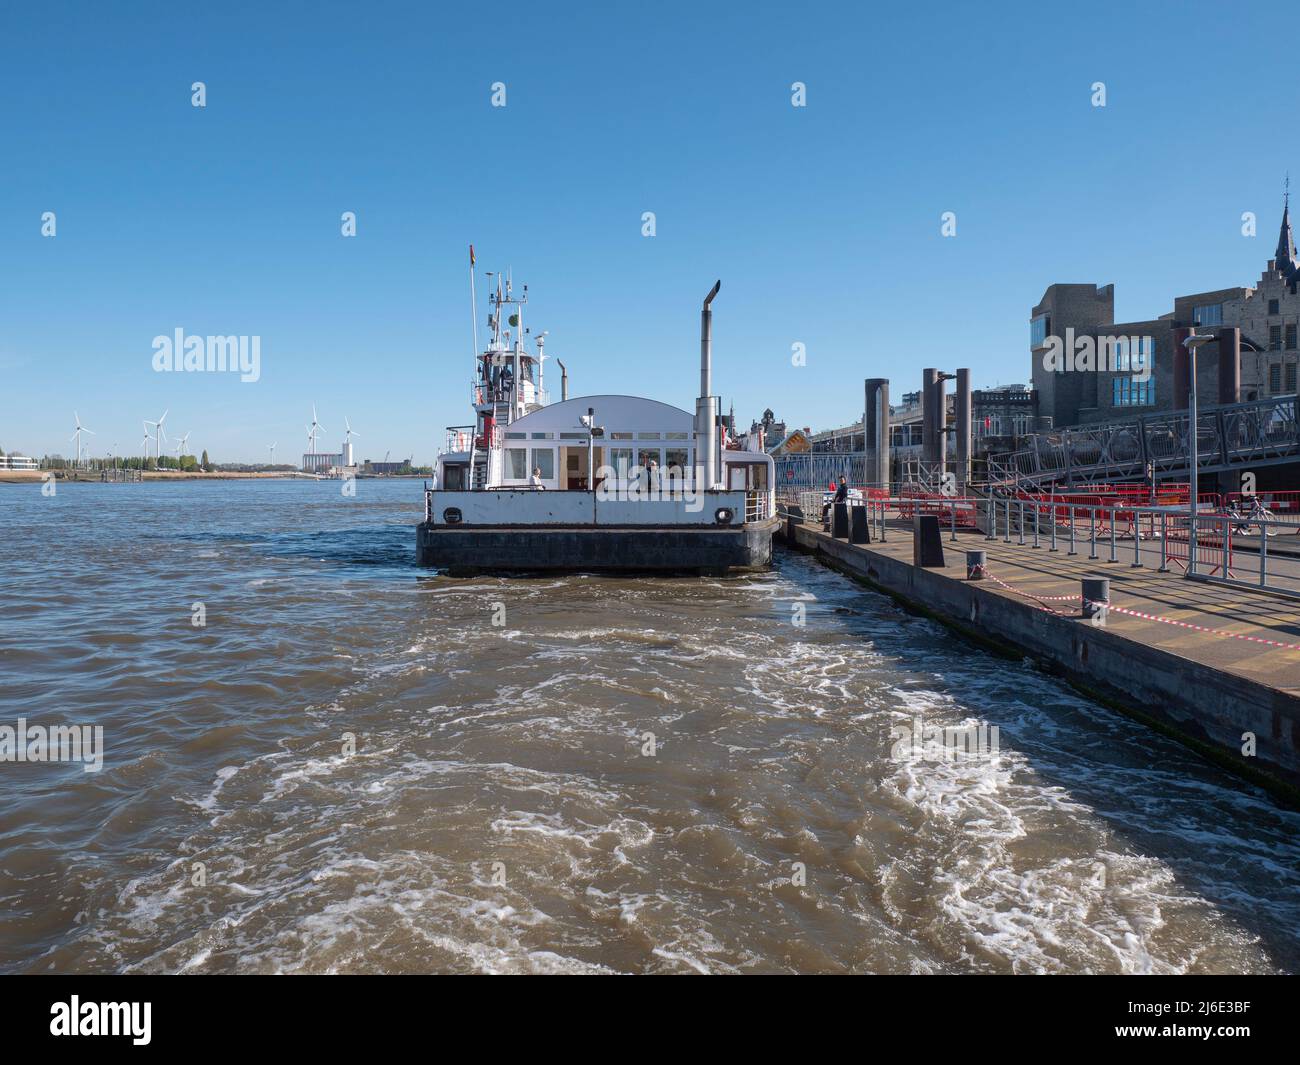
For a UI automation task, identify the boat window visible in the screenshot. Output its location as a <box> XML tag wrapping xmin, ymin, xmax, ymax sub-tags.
<box><xmin>559</xmin><ymin>432</ymin><xmax>587</xmax><ymax>440</ymax></box>
<box><xmin>505</xmin><ymin>448</ymin><xmax>529</xmax><ymax>479</ymax></box>
<box><xmin>665</xmin><ymin>432</ymin><xmax>688</xmax><ymax>440</ymax></box>
<box><xmin>610</xmin><ymin>431</ymin><xmax>634</xmax><ymax>440</ymax></box>
<box><xmin>505</xmin><ymin>432</ymin><xmax>527</xmax><ymax>440</ymax></box>
<box><xmin>531</xmin><ymin>432</ymin><xmax>553</xmax><ymax>439</ymax></box>
<box><xmin>665</xmin><ymin>448</ymin><xmax>688</xmax><ymax>476</ymax></box>
<box><xmin>531</xmin><ymin>449</ymin><xmax>554</xmax><ymax>479</ymax></box>
<box><xmin>609</xmin><ymin>448</ymin><xmax>634</xmax><ymax>478</ymax></box>
<box><xmin>637</xmin><ymin>447</ymin><xmax>662</xmax><ymax>470</ymax></box>
<box><xmin>638</xmin><ymin>432</ymin><xmax>662</xmax><ymax>439</ymax></box>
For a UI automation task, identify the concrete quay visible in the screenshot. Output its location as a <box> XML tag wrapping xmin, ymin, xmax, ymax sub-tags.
<box><xmin>783</xmin><ymin>516</ymin><xmax>1300</xmax><ymax>800</ymax></box>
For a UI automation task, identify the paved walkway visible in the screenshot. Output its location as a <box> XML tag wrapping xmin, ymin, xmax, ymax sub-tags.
<box><xmin>809</xmin><ymin>522</ymin><xmax>1300</xmax><ymax>697</ymax></box>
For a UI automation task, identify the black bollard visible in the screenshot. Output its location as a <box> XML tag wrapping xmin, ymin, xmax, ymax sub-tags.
<box><xmin>966</xmin><ymin>549</ymin><xmax>986</xmax><ymax>580</ymax></box>
<box><xmin>832</xmin><ymin>501</ymin><xmax>849</xmax><ymax>539</ymax></box>
<box><xmin>849</xmin><ymin>505</ymin><xmax>871</xmax><ymax>544</ymax></box>
<box><xmin>913</xmin><ymin>514</ymin><xmax>945</xmax><ymax>567</ymax></box>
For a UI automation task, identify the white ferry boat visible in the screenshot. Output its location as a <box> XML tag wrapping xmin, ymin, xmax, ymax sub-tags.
<box><xmin>418</xmin><ymin>273</ymin><xmax>778</xmax><ymax>574</ymax></box>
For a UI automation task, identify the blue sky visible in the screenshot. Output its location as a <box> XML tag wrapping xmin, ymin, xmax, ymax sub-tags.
<box><xmin>0</xmin><ymin>0</ymin><xmax>1294</xmax><ymax>463</ymax></box>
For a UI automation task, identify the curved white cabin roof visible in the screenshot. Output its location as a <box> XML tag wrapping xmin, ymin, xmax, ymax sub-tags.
<box><xmin>509</xmin><ymin>395</ymin><xmax>693</xmax><ymax>433</ymax></box>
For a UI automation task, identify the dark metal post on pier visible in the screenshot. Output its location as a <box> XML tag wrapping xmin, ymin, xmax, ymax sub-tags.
<box><xmin>955</xmin><ymin>368</ymin><xmax>972</xmax><ymax>487</ymax></box>
<box><xmin>921</xmin><ymin>368</ymin><xmax>940</xmax><ymax>465</ymax></box>
<box><xmin>864</xmin><ymin>377</ymin><xmax>890</xmax><ymax>489</ymax></box>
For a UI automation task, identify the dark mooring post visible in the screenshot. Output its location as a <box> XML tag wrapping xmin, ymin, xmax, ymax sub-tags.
<box><xmin>832</xmin><ymin>501</ymin><xmax>850</xmax><ymax>539</ymax></box>
<box><xmin>913</xmin><ymin>513</ymin><xmax>945</xmax><ymax>567</ymax></box>
<box><xmin>864</xmin><ymin>378</ymin><xmax>890</xmax><ymax>492</ymax></box>
<box><xmin>921</xmin><ymin>368</ymin><xmax>940</xmax><ymax>465</ymax></box>
<box><xmin>850</xmin><ymin>504</ymin><xmax>871</xmax><ymax>544</ymax></box>
<box><xmin>955</xmin><ymin>368</ymin><xmax>972</xmax><ymax>487</ymax></box>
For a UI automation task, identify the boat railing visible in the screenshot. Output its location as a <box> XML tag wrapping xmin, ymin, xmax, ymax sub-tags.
<box><xmin>445</xmin><ymin>426</ymin><xmax>475</xmax><ymax>453</ymax></box>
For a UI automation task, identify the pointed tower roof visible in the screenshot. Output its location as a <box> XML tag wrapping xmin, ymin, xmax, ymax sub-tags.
<box><xmin>1276</xmin><ymin>178</ymin><xmax>1298</xmax><ymax>282</ymax></box>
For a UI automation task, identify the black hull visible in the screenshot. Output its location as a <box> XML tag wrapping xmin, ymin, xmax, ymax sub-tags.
<box><xmin>415</xmin><ymin>519</ymin><xmax>778</xmax><ymax>576</ymax></box>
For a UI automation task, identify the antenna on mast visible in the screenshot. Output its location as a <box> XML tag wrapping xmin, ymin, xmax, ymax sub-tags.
<box><xmin>469</xmin><ymin>244</ymin><xmax>479</xmax><ymax>363</ymax></box>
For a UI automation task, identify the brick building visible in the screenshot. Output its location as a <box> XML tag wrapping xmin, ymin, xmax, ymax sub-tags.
<box><xmin>1031</xmin><ymin>198</ymin><xmax>1299</xmax><ymax>429</ymax></box>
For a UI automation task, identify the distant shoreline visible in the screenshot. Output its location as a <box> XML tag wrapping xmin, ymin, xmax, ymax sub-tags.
<box><xmin>0</xmin><ymin>471</ymin><xmax>429</xmax><ymax>484</ymax></box>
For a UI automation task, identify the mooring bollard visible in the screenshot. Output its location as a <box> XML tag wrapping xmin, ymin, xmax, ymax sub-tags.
<box><xmin>966</xmin><ymin>549</ymin><xmax>986</xmax><ymax>580</ymax></box>
<box><xmin>849</xmin><ymin>504</ymin><xmax>871</xmax><ymax>545</ymax></box>
<box><xmin>832</xmin><ymin>501</ymin><xmax>849</xmax><ymax>539</ymax></box>
<box><xmin>913</xmin><ymin>514</ymin><xmax>945</xmax><ymax>568</ymax></box>
<box><xmin>1081</xmin><ymin>577</ymin><xmax>1109</xmax><ymax>621</ymax></box>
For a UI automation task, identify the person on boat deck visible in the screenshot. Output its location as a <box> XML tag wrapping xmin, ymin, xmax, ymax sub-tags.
<box><xmin>647</xmin><ymin>459</ymin><xmax>660</xmax><ymax>491</ymax></box>
<box><xmin>531</xmin><ymin>467</ymin><xmax>544</xmax><ymax>489</ymax></box>
<box><xmin>822</xmin><ymin>476</ymin><xmax>848</xmax><ymax>523</ymax></box>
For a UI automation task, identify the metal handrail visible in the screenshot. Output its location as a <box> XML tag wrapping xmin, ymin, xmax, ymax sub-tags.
<box><xmin>802</xmin><ymin>494</ymin><xmax>1299</xmax><ymax>600</ymax></box>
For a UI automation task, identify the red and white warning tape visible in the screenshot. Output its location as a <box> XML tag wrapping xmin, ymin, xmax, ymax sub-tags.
<box><xmin>1107</xmin><ymin>605</ymin><xmax>1300</xmax><ymax>651</ymax></box>
<box><xmin>983</xmin><ymin>571</ymin><xmax>1079</xmax><ymax>602</ymax></box>
<box><xmin>982</xmin><ymin>571</ymin><xmax>1079</xmax><ymax>616</ymax></box>
<box><xmin>977</xmin><ymin>567</ymin><xmax>1300</xmax><ymax>650</ymax></box>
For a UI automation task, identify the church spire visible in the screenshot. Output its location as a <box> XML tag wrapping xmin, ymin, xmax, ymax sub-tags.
<box><xmin>1277</xmin><ymin>175</ymin><xmax>1297</xmax><ymax>280</ymax></box>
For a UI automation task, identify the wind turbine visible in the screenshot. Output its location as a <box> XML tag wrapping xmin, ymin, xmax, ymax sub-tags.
<box><xmin>307</xmin><ymin>404</ymin><xmax>324</xmax><ymax>455</ymax></box>
<box><xmin>268</xmin><ymin>442</ymin><xmax>277</xmax><ymax>467</ymax></box>
<box><xmin>174</xmin><ymin>431</ymin><xmax>191</xmax><ymax>460</ymax></box>
<box><xmin>342</xmin><ymin>417</ymin><xmax>360</xmax><ymax>466</ymax></box>
<box><xmin>69</xmin><ymin>412</ymin><xmax>94</xmax><ymax>468</ymax></box>
<box><xmin>144</xmin><ymin>409</ymin><xmax>168</xmax><ymax>460</ymax></box>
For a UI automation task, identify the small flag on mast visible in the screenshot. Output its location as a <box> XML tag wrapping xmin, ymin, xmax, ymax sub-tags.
<box><xmin>469</xmin><ymin>244</ymin><xmax>476</xmax><ymax>267</ymax></box>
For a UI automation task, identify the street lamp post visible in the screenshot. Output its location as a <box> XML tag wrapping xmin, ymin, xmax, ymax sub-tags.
<box><xmin>1183</xmin><ymin>332</ymin><xmax>1216</xmax><ymax>576</ymax></box>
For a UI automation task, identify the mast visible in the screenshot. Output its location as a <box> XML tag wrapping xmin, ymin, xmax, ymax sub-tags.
<box><xmin>469</xmin><ymin>245</ymin><xmax>478</xmax><ymax>366</ymax></box>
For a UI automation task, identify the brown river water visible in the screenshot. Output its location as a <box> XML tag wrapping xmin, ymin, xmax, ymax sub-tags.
<box><xmin>1</xmin><ymin>480</ymin><xmax>1297</xmax><ymax>973</ymax></box>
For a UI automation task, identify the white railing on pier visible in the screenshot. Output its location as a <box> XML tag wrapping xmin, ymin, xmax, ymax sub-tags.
<box><xmin>787</xmin><ymin>492</ymin><xmax>1299</xmax><ymax>601</ymax></box>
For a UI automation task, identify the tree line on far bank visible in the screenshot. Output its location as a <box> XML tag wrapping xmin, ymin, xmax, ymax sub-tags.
<box><xmin>27</xmin><ymin>452</ymin><xmax>213</xmax><ymax>472</ymax></box>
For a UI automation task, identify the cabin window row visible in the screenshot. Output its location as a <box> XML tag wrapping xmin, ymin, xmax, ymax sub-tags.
<box><xmin>503</xmin><ymin>446</ymin><xmax>693</xmax><ymax>482</ymax></box>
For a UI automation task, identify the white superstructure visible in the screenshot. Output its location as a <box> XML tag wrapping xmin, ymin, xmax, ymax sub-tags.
<box><xmin>434</xmin><ymin>271</ymin><xmax>775</xmax><ymax>522</ymax></box>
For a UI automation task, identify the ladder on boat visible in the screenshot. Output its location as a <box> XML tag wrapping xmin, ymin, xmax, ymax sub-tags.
<box><xmin>470</xmin><ymin>400</ymin><xmax>511</xmax><ymax>489</ymax></box>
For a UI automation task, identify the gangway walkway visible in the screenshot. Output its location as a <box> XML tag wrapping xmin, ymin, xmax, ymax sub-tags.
<box><xmin>992</xmin><ymin>393</ymin><xmax>1298</xmax><ymax>490</ymax></box>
